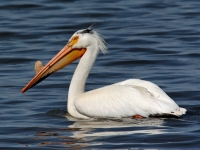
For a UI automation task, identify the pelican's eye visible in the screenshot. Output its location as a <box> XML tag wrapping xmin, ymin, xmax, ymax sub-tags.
<box><xmin>81</xmin><ymin>29</ymin><xmax>93</xmax><ymax>34</ymax></box>
<box><xmin>68</xmin><ymin>36</ymin><xmax>79</xmax><ymax>46</ymax></box>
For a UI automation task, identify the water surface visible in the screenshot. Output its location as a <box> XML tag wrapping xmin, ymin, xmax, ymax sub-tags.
<box><xmin>0</xmin><ymin>0</ymin><xmax>200</xmax><ymax>149</ymax></box>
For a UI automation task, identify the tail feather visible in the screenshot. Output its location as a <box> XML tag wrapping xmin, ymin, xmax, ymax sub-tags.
<box><xmin>168</xmin><ymin>107</ymin><xmax>187</xmax><ymax>117</ymax></box>
<box><xmin>150</xmin><ymin>107</ymin><xmax>187</xmax><ymax>118</ymax></box>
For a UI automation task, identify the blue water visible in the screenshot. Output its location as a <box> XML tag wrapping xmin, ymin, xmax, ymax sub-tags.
<box><xmin>1</xmin><ymin>0</ymin><xmax>200</xmax><ymax>149</ymax></box>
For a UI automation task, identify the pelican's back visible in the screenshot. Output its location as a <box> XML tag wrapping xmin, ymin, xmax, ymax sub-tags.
<box><xmin>74</xmin><ymin>79</ymin><xmax>186</xmax><ymax>118</ymax></box>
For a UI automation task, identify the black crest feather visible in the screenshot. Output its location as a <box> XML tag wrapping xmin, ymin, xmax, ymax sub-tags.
<box><xmin>81</xmin><ymin>24</ymin><xmax>95</xmax><ymax>34</ymax></box>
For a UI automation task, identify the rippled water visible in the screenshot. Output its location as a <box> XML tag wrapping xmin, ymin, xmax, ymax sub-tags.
<box><xmin>1</xmin><ymin>0</ymin><xmax>200</xmax><ymax>149</ymax></box>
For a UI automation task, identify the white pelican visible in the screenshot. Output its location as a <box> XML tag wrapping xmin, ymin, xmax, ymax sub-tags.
<box><xmin>21</xmin><ymin>27</ymin><xmax>186</xmax><ymax>119</ymax></box>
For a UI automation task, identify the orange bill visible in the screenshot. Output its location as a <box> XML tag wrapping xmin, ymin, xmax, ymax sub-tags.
<box><xmin>21</xmin><ymin>44</ymin><xmax>86</xmax><ymax>93</ymax></box>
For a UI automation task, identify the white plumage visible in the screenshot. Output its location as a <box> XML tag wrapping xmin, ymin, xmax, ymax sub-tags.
<box><xmin>75</xmin><ymin>79</ymin><xmax>186</xmax><ymax>118</ymax></box>
<box><xmin>22</xmin><ymin>27</ymin><xmax>186</xmax><ymax>119</ymax></box>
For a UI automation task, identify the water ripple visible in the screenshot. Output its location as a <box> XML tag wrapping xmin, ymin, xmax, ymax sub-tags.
<box><xmin>0</xmin><ymin>0</ymin><xmax>200</xmax><ymax>149</ymax></box>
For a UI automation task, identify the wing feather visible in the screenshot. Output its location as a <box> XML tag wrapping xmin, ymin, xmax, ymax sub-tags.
<box><xmin>74</xmin><ymin>79</ymin><xmax>186</xmax><ymax>118</ymax></box>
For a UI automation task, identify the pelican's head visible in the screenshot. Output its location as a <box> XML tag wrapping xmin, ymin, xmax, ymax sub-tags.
<box><xmin>69</xmin><ymin>28</ymin><xmax>107</xmax><ymax>53</ymax></box>
<box><xmin>21</xmin><ymin>27</ymin><xmax>106</xmax><ymax>93</ymax></box>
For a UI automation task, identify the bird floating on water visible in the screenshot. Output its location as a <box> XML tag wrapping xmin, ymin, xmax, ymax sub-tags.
<box><xmin>21</xmin><ymin>27</ymin><xmax>186</xmax><ymax>119</ymax></box>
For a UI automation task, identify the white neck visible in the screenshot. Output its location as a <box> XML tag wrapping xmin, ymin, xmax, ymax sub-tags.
<box><xmin>67</xmin><ymin>43</ymin><xmax>99</xmax><ymax>118</ymax></box>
